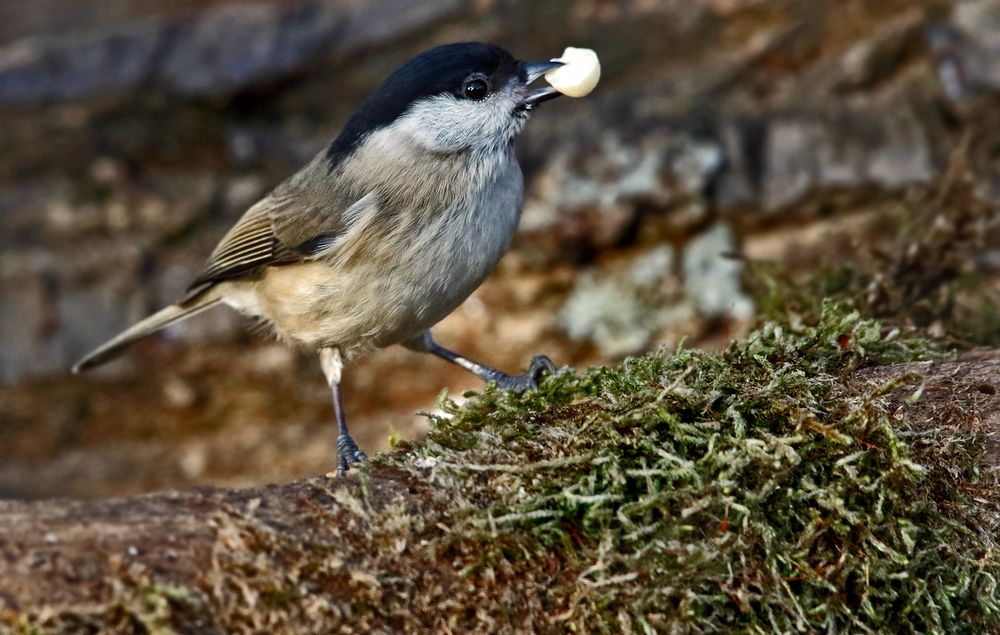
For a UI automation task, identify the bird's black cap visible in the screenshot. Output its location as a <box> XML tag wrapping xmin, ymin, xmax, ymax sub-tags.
<box><xmin>326</xmin><ymin>42</ymin><xmax>520</xmax><ymax>169</ymax></box>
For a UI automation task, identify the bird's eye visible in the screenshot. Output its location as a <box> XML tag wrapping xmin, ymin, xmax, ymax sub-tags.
<box><xmin>463</xmin><ymin>78</ymin><xmax>489</xmax><ymax>101</ymax></box>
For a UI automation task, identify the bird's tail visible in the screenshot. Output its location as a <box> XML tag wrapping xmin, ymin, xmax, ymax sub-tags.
<box><xmin>72</xmin><ymin>291</ymin><xmax>222</xmax><ymax>373</ymax></box>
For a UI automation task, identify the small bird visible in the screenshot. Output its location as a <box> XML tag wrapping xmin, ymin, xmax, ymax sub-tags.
<box><xmin>74</xmin><ymin>42</ymin><xmax>574</xmax><ymax>476</ymax></box>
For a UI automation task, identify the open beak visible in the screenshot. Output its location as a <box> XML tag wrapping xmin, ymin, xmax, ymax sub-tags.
<box><xmin>516</xmin><ymin>60</ymin><xmax>564</xmax><ymax>108</ymax></box>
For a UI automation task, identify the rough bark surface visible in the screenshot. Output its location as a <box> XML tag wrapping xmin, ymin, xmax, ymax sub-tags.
<box><xmin>0</xmin><ymin>469</ymin><xmax>427</xmax><ymax>612</ymax></box>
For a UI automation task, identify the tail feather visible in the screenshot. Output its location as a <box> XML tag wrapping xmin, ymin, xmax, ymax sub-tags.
<box><xmin>72</xmin><ymin>294</ymin><xmax>221</xmax><ymax>373</ymax></box>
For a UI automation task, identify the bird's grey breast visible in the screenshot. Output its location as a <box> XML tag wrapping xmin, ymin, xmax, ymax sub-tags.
<box><xmin>382</xmin><ymin>148</ymin><xmax>523</xmax><ymax>339</ymax></box>
<box><xmin>428</xmin><ymin>149</ymin><xmax>523</xmax><ymax>287</ymax></box>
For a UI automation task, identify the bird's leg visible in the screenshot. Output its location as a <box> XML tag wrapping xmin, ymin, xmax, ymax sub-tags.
<box><xmin>405</xmin><ymin>331</ymin><xmax>556</xmax><ymax>394</ymax></box>
<box><xmin>330</xmin><ymin>380</ymin><xmax>367</xmax><ymax>476</ymax></box>
<box><xmin>319</xmin><ymin>348</ymin><xmax>366</xmax><ymax>476</ymax></box>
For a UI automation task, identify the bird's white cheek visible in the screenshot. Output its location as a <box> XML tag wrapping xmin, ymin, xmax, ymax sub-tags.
<box><xmin>396</xmin><ymin>95</ymin><xmax>516</xmax><ymax>153</ymax></box>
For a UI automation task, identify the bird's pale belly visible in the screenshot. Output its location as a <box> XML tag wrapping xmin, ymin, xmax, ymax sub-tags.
<box><xmin>230</xmin><ymin>201</ymin><xmax>518</xmax><ymax>359</ymax></box>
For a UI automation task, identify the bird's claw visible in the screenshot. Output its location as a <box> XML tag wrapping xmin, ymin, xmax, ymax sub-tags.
<box><xmin>329</xmin><ymin>433</ymin><xmax>368</xmax><ymax>477</ymax></box>
<box><xmin>493</xmin><ymin>355</ymin><xmax>558</xmax><ymax>394</ymax></box>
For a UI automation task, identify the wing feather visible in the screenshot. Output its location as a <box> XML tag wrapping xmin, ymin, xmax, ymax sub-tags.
<box><xmin>183</xmin><ymin>207</ymin><xmax>277</xmax><ymax>299</ymax></box>
<box><xmin>181</xmin><ymin>169</ymin><xmax>374</xmax><ymax>302</ymax></box>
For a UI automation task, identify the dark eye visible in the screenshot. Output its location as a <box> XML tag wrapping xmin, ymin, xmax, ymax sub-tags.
<box><xmin>463</xmin><ymin>78</ymin><xmax>489</xmax><ymax>101</ymax></box>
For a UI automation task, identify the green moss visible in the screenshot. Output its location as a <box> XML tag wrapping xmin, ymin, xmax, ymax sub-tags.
<box><xmin>393</xmin><ymin>301</ymin><xmax>998</xmax><ymax>632</ymax></box>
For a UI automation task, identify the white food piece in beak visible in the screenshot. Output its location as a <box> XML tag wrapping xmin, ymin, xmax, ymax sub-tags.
<box><xmin>544</xmin><ymin>47</ymin><xmax>601</xmax><ymax>98</ymax></box>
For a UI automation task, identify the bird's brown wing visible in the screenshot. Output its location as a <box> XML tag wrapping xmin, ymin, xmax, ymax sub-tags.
<box><xmin>181</xmin><ymin>177</ymin><xmax>370</xmax><ymax>302</ymax></box>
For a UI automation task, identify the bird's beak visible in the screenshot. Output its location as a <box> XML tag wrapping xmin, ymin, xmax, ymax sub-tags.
<box><xmin>516</xmin><ymin>60</ymin><xmax>564</xmax><ymax>108</ymax></box>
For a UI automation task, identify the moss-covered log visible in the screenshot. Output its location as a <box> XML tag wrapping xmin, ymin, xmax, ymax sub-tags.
<box><xmin>2</xmin><ymin>310</ymin><xmax>999</xmax><ymax>633</ymax></box>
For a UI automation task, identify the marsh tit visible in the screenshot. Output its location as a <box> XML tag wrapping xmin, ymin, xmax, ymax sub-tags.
<box><xmin>74</xmin><ymin>42</ymin><xmax>576</xmax><ymax>476</ymax></box>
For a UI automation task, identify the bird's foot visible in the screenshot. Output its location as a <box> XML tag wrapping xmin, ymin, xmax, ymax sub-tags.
<box><xmin>491</xmin><ymin>355</ymin><xmax>558</xmax><ymax>394</ymax></box>
<box><xmin>329</xmin><ymin>432</ymin><xmax>368</xmax><ymax>478</ymax></box>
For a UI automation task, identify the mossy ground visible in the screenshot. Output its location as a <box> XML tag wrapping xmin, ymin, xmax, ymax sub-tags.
<box><xmin>387</xmin><ymin>301</ymin><xmax>998</xmax><ymax>632</ymax></box>
<box><xmin>360</xmin><ymin>145</ymin><xmax>1000</xmax><ymax>632</ymax></box>
<box><xmin>8</xmin><ymin>299</ymin><xmax>997</xmax><ymax>634</ymax></box>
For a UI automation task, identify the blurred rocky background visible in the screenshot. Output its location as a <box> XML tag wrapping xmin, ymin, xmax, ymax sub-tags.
<box><xmin>1</xmin><ymin>0</ymin><xmax>998</xmax><ymax>498</ymax></box>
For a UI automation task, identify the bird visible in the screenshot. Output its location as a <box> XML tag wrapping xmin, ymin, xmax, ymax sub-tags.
<box><xmin>73</xmin><ymin>42</ymin><xmax>570</xmax><ymax>477</ymax></box>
